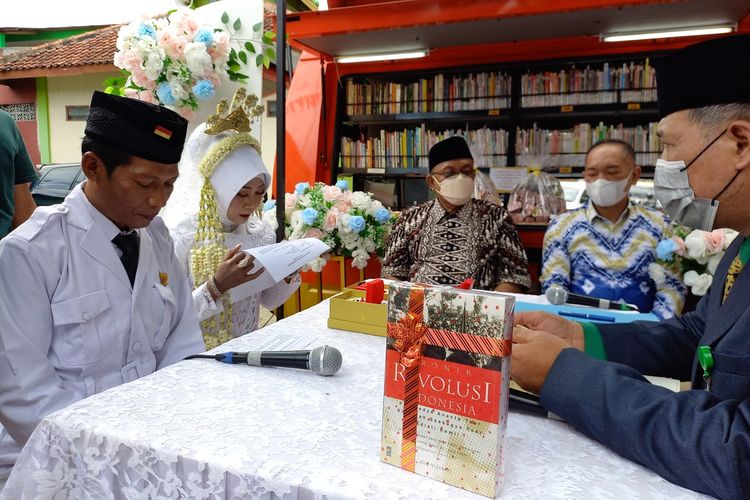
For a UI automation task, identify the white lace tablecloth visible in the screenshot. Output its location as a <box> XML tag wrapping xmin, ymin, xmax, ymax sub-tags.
<box><xmin>2</xmin><ymin>301</ymin><xmax>708</xmax><ymax>500</ymax></box>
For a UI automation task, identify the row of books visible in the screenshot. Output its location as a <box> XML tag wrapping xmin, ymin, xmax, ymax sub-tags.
<box><xmin>340</xmin><ymin>127</ymin><xmax>509</xmax><ymax>169</ymax></box>
<box><xmin>516</xmin><ymin>122</ymin><xmax>662</xmax><ymax>167</ymax></box>
<box><xmin>521</xmin><ymin>60</ymin><xmax>656</xmax><ymax>96</ymax></box>
<box><xmin>345</xmin><ymin>72</ymin><xmax>512</xmax><ymax>115</ymax></box>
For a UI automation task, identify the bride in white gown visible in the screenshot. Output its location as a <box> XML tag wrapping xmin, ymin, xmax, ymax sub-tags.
<box><xmin>163</xmin><ymin>93</ymin><xmax>300</xmax><ymax>349</ymax></box>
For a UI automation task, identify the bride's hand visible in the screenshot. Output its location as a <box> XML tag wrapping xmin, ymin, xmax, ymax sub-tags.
<box><xmin>213</xmin><ymin>245</ymin><xmax>265</xmax><ymax>294</ymax></box>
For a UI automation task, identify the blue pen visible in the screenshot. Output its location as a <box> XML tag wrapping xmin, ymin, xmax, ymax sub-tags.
<box><xmin>557</xmin><ymin>311</ymin><xmax>616</xmax><ymax>322</ymax></box>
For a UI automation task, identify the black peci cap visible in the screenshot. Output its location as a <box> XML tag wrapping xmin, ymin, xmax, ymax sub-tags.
<box><xmin>656</xmin><ymin>34</ymin><xmax>750</xmax><ymax>118</ymax></box>
<box><xmin>428</xmin><ymin>136</ymin><xmax>473</xmax><ymax>171</ymax></box>
<box><xmin>84</xmin><ymin>91</ymin><xmax>188</xmax><ymax>164</ymax></box>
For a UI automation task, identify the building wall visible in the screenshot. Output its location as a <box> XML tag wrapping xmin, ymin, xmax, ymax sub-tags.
<box><xmin>0</xmin><ymin>79</ymin><xmax>41</xmax><ymax>165</ymax></box>
<box><xmin>47</xmin><ymin>72</ymin><xmax>116</xmax><ymax>162</ymax></box>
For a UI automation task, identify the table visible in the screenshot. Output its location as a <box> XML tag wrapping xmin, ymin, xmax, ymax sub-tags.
<box><xmin>2</xmin><ymin>301</ymin><xmax>707</xmax><ymax>499</ymax></box>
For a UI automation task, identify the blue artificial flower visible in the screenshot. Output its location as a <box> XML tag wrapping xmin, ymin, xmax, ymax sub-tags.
<box><xmin>656</xmin><ymin>239</ymin><xmax>678</xmax><ymax>261</ymax></box>
<box><xmin>349</xmin><ymin>215</ymin><xmax>366</xmax><ymax>233</ymax></box>
<box><xmin>295</xmin><ymin>182</ymin><xmax>310</xmax><ymax>195</ymax></box>
<box><xmin>301</xmin><ymin>207</ymin><xmax>319</xmax><ymax>225</ymax></box>
<box><xmin>137</xmin><ymin>23</ymin><xmax>156</xmax><ymax>39</ymax></box>
<box><xmin>192</xmin><ymin>79</ymin><xmax>215</xmax><ymax>101</ymax></box>
<box><xmin>156</xmin><ymin>82</ymin><xmax>176</xmax><ymax>106</ymax></box>
<box><xmin>335</xmin><ymin>179</ymin><xmax>349</xmax><ymax>191</ymax></box>
<box><xmin>263</xmin><ymin>199</ymin><xmax>276</xmax><ymax>212</ymax></box>
<box><xmin>194</xmin><ymin>28</ymin><xmax>214</xmax><ymax>45</ymax></box>
<box><xmin>374</xmin><ymin>207</ymin><xmax>391</xmax><ymax>224</ymax></box>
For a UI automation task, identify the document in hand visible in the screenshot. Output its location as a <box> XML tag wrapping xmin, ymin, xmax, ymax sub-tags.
<box><xmin>242</xmin><ymin>238</ymin><xmax>330</xmax><ymax>282</ymax></box>
<box><xmin>228</xmin><ymin>238</ymin><xmax>329</xmax><ymax>302</ymax></box>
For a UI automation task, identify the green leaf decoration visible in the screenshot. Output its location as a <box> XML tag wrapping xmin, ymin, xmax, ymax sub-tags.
<box><xmin>234</xmin><ymin>72</ymin><xmax>250</xmax><ymax>80</ymax></box>
<box><xmin>256</xmin><ymin>54</ymin><xmax>264</xmax><ymax>67</ymax></box>
<box><xmin>230</xmin><ymin>48</ymin><xmax>237</xmax><ymax>59</ymax></box>
<box><xmin>221</xmin><ymin>12</ymin><xmax>229</xmax><ymax>24</ymax></box>
<box><xmin>230</xmin><ymin>62</ymin><xmax>241</xmax><ymax>72</ymax></box>
<box><xmin>263</xmin><ymin>55</ymin><xmax>271</xmax><ymax>69</ymax></box>
<box><xmin>233</xmin><ymin>18</ymin><xmax>242</xmax><ymax>31</ymax></box>
<box><xmin>244</xmin><ymin>42</ymin><xmax>255</xmax><ymax>53</ymax></box>
<box><xmin>238</xmin><ymin>51</ymin><xmax>248</xmax><ymax>64</ymax></box>
<box><xmin>252</xmin><ymin>22</ymin><xmax>263</xmax><ymax>32</ymax></box>
<box><xmin>263</xmin><ymin>31</ymin><xmax>276</xmax><ymax>42</ymax></box>
<box><xmin>265</xmin><ymin>47</ymin><xmax>275</xmax><ymax>58</ymax></box>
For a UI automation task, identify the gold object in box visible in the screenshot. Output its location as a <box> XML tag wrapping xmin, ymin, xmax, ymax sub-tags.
<box><xmin>327</xmin><ymin>289</ymin><xmax>387</xmax><ymax>336</ymax></box>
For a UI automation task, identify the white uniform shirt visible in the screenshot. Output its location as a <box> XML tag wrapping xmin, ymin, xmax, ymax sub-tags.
<box><xmin>0</xmin><ymin>184</ymin><xmax>205</xmax><ymax>474</ymax></box>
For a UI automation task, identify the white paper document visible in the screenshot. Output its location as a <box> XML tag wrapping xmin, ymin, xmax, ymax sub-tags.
<box><xmin>243</xmin><ymin>238</ymin><xmax>330</xmax><ymax>283</ymax></box>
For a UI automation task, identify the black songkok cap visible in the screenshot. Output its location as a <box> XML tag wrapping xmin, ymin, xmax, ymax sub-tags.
<box><xmin>656</xmin><ymin>34</ymin><xmax>750</xmax><ymax>118</ymax></box>
<box><xmin>428</xmin><ymin>136</ymin><xmax>473</xmax><ymax>171</ymax></box>
<box><xmin>84</xmin><ymin>91</ymin><xmax>188</xmax><ymax>164</ymax></box>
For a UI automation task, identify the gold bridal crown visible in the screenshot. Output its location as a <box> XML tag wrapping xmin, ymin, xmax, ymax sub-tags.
<box><xmin>204</xmin><ymin>87</ymin><xmax>264</xmax><ymax>135</ymax></box>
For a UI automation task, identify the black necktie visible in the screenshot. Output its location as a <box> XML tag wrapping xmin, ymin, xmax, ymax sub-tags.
<box><xmin>112</xmin><ymin>231</ymin><xmax>139</xmax><ymax>286</ymax></box>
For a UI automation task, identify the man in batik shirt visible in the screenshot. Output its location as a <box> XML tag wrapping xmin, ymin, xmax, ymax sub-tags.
<box><xmin>382</xmin><ymin>136</ymin><xmax>531</xmax><ymax>292</ymax></box>
<box><xmin>541</xmin><ymin>139</ymin><xmax>685</xmax><ymax>319</ymax></box>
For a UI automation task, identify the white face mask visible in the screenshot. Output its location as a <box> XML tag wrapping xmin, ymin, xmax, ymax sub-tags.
<box><xmin>653</xmin><ymin>128</ymin><xmax>735</xmax><ymax>232</ymax></box>
<box><xmin>434</xmin><ymin>174</ymin><xmax>474</xmax><ymax>206</ymax></box>
<box><xmin>585</xmin><ymin>177</ymin><xmax>630</xmax><ymax>207</ymax></box>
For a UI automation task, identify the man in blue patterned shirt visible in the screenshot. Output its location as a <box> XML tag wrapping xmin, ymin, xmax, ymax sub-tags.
<box><xmin>540</xmin><ymin>139</ymin><xmax>685</xmax><ymax>318</ymax></box>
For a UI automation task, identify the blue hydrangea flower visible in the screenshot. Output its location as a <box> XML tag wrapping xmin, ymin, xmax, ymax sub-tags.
<box><xmin>295</xmin><ymin>182</ymin><xmax>310</xmax><ymax>195</ymax></box>
<box><xmin>137</xmin><ymin>23</ymin><xmax>156</xmax><ymax>39</ymax></box>
<box><xmin>194</xmin><ymin>28</ymin><xmax>214</xmax><ymax>45</ymax></box>
<box><xmin>301</xmin><ymin>207</ymin><xmax>318</xmax><ymax>225</ymax></box>
<box><xmin>156</xmin><ymin>83</ymin><xmax>176</xmax><ymax>106</ymax></box>
<box><xmin>349</xmin><ymin>215</ymin><xmax>366</xmax><ymax>233</ymax></box>
<box><xmin>335</xmin><ymin>180</ymin><xmax>349</xmax><ymax>191</ymax></box>
<box><xmin>374</xmin><ymin>207</ymin><xmax>391</xmax><ymax>224</ymax></box>
<box><xmin>656</xmin><ymin>239</ymin><xmax>678</xmax><ymax>261</ymax></box>
<box><xmin>263</xmin><ymin>200</ymin><xmax>276</xmax><ymax>212</ymax></box>
<box><xmin>192</xmin><ymin>79</ymin><xmax>215</xmax><ymax>101</ymax></box>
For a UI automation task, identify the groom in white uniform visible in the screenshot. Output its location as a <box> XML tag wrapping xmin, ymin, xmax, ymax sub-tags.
<box><xmin>0</xmin><ymin>91</ymin><xmax>206</xmax><ymax>486</ymax></box>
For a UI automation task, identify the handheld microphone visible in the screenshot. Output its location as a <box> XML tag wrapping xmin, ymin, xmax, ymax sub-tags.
<box><xmin>545</xmin><ymin>284</ymin><xmax>639</xmax><ymax>311</ymax></box>
<box><xmin>186</xmin><ymin>345</ymin><xmax>343</xmax><ymax>376</ymax></box>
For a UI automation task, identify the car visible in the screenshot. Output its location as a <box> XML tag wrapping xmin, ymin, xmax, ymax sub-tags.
<box><xmin>559</xmin><ymin>179</ymin><xmax>661</xmax><ymax>211</ymax></box>
<box><xmin>31</xmin><ymin>163</ymin><xmax>84</xmax><ymax>206</ymax></box>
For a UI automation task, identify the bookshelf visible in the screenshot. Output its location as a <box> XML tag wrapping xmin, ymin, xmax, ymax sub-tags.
<box><xmin>333</xmin><ymin>53</ymin><xmax>664</xmax><ymax>209</ymax></box>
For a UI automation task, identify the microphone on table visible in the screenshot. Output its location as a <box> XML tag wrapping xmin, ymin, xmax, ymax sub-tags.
<box><xmin>185</xmin><ymin>345</ymin><xmax>343</xmax><ymax>376</ymax></box>
<box><xmin>545</xmin><ymin>284</ymin><xmax>639</xmax><ymax>312</ymax></box>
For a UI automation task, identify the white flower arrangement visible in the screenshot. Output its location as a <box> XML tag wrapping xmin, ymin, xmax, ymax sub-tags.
<box><xmin>106</xmin><ymin>9</ymin><xmax>275</xmax><ymax>118</ymax></box>
<box><xmin>652</xmin><ymin>226</ymin><xmax>739</xmax><ymax>296</ymax></box>
<box><xmin>262</xmin><ymin>181</ymin><xmax>395</xmax><ymax>270</ymax></box>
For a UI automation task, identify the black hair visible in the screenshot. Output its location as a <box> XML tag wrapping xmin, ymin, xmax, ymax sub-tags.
<box><xmin>81</xmin><ymin>135</ymin><xmax>132</xmax><ymax>176</ymax></box>
<box><xmin>586</xmin><ymin>139</ymin><xmax>636</xmax><ymax>165</ymax></box>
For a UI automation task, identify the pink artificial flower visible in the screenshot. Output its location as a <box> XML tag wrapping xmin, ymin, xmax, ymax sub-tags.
<box><xmin>157</xmin><ymin>30</ymin><xmax>173</xmax><ymax>49</ymax></box>
<box><xmin>179</xmin><ymin>109</ymin><xmax>195</xmax><ymax>120</ymax></box>
<box><xmin>173</xmin><ymin>12</ymin><xmax>199</xmax><ymax>38</ymax></box>
<box><xmin>130</xmin><ymin>68</ymin><xmax>149</xmax><ymax>87</ymax></box>
<box><xmin>166</xmin><ymin>36</ymin><xmax>188</xmax><ymax>59</ymax></box>
<box><xmin>204</xmin><ymin>71</ymin><xmax>222</xmax><ymax>88</ymax></box>
<box><xmin>671</xmin><ymin>236</ymin><xmax>686</xmax><ymax>256</ymax></box>
<box><xmin>138</xmin><ymin>90</ymin><xmax>157</xmax><ymax>104</ymax></box>
<box><xmin>322</xmin><ymin>185</ymin><xmax>343</xmax><ymax>202</ymax></box>
<box><xmin>305</xmin><ymin>228</ymin><xmax>324</xmax><ymax>239</ymax></box>
<box><xmin>213</xmin><ymin>31</ymin><xmax>231</xmax><ymax>57</ymax></box>
<box><xmin>119</xmin><ymin>51</ymin><xmax>144</xmax><ymax>72</ymax></box>
<box><xmin>334</xmin><ymin>200</ymin><xmax>351</xmax><ymax>213</ymax></box>
<box><xmin>123</xmin><ymin>88</ymin><xmax>139</xmax><ymax>98</ymax></box>
<box><xmin>703</xmin><ymin>230</ymin><xmax>724</xmax><ymax>254</ymax></box>
<box><xmin>323</xmin><ymin>209</ymin><xmax>339</xmax><ymax>231</ymax></box>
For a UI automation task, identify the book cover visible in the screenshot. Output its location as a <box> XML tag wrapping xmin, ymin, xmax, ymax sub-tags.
<box><xmin>381</xmin><ymin>282</ymin><xmax>514</xmax><ymax>498</ymax></box>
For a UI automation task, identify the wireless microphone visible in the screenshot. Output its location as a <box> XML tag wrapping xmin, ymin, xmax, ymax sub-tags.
<box><xmin>545</xmin><ymin>284</ymin><xmax>639</xmax><ymax>311</ymax></box>
<box><xmin>186</xmin><ymin>345</ymin><xmax>343</xmax><ymax>376</ymax></box>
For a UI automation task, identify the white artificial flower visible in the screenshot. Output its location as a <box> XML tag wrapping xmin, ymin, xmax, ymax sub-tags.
<box><xmin>337</xmin><ymin>213</ymin><xmax>352</xmax><ymax>234</ymax></box>
<box><xmin>684</xmin><ymin>270</ymin><xmax>713</xmax><ymax>296</ymax></box>
<box><xmin>183</xmin><ymin>42</ymin><xmax>212</xmax><ymax>77</ymax></box>
<box><xmin>367</xmin><ymin>199</ymin><xmax>384</xmax><ymax>216</ymax></box>
<box><xmin>297</xmin><ymin>193</ymin><xmax>312</xmax><ymax>208</ymax></box>
<box><xmin>308</xmin><ymin>256</ymin><xmax>326</xmax><ymax>272</ymax></box>
<box><xmin>684</xmin><ymin>231</ymin><xmax>710</xmax><ymax>265</ymax></box>
<box><xmin>133</xmin><ymin>37</ymin><xmax>158</xmax><ymax>57</ymax></box>
<box><xmin>648</xmin><ymin>262</ymin><xmax>666</xmax><ymax>286</ymax></box>
<box><xmin>706</xmin><ymin>252</ymin><xmax>724</xmax><ymax>275</ymax></box>
<box><xmin>143</xmin><ymin>51</ymin><xmax>165</xmax><ymax>81</ymax></box>
<box><xmin>262</xmin><ymin>209</ymin><xmax>278</xmax><ymax>230</ymax></box>
<box><xmin>350</xmin><ymin>191</ymin><xmax>371</xmax><ymax>210</ymax></box>
<box><xmin>724</xmin><ymin>229</ymin><xmax>740</xmax><ymax>249</ymax></box>
<box><xmin>363</xmin><ymin>237</ymin><xmax>377</xmax><ymax>253</ymax></box>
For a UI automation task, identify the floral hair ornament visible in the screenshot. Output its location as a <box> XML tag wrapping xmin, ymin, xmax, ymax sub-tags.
<box><xmin>190</xmin><ymin>87</ymin><xmax>264</xmax><ymax>349</ymax></box>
